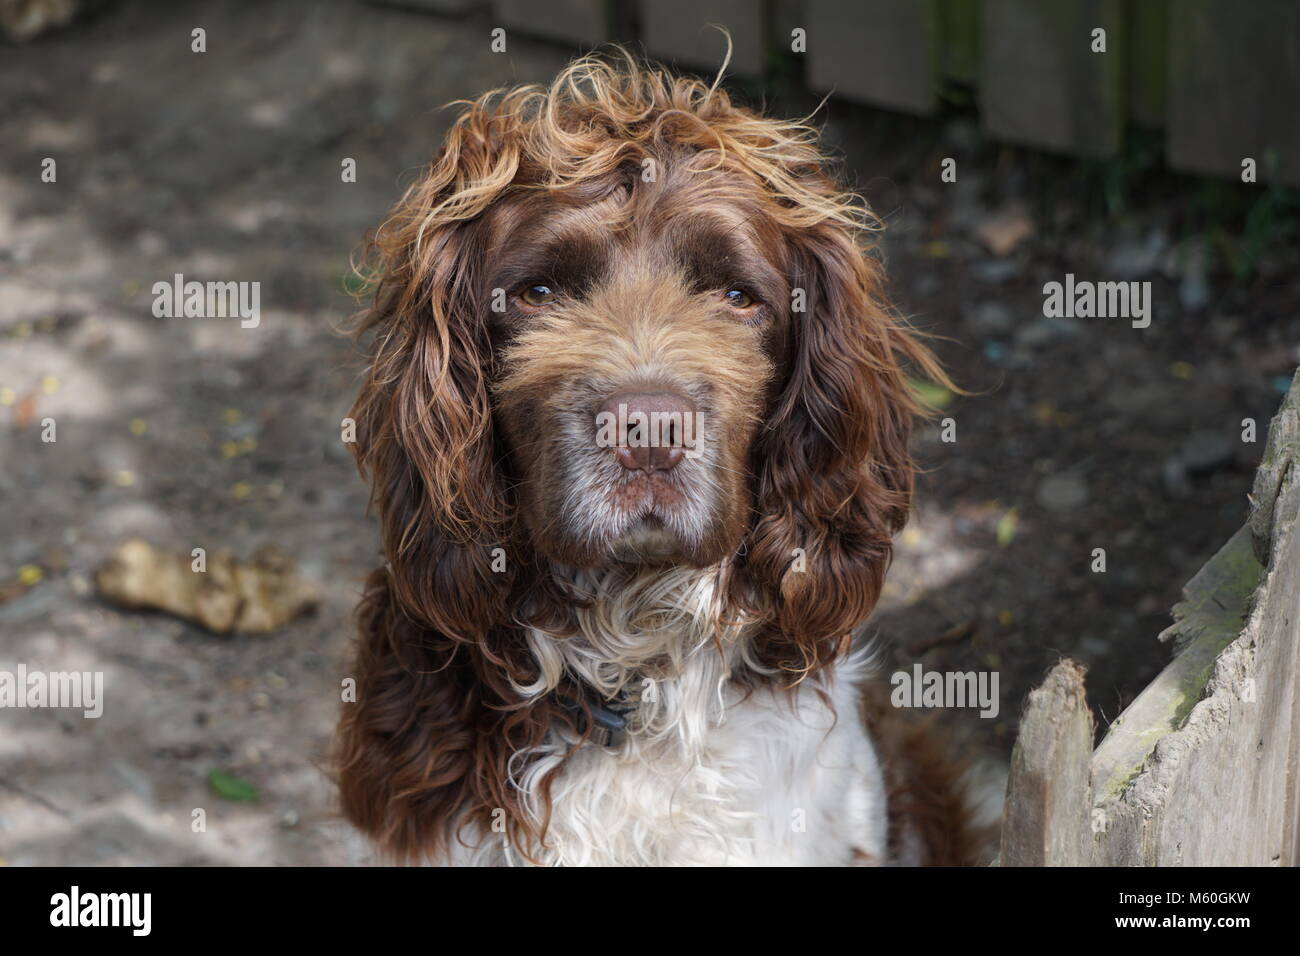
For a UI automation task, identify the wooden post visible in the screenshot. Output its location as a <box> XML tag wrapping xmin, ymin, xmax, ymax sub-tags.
<box><xmin>1087</xmin><ymin>373</ymin><xmax>1299</xmax><ymax>866</ymax></box>
<box><xmin>1000</xmin><ymin>659</ymin><xmax>1094</xmax><ymax>866</ymax></box>
<box><xmin>1004</xmin><ymin>373</ymin><xmax>1300</xmax><ymax>866</ymax></box>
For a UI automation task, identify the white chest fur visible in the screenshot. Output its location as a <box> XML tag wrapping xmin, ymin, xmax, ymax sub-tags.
<box><xmin>445</xmin><ymin>566</ymin><xmax>889</xmax><ymax>866</ymax></box>
<box><xmin>520</xmin><ymin>660</ymin><xmax>886</xmax><ymax>866</ymax></box>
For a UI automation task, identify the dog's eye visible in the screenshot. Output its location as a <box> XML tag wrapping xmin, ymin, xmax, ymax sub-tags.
<box><xmin>519</xmin><ymin>284</ymin><xmax>556</xmax><ymax>307</ymax></box>
<box><xmin>722</xmin><ymin>288</ymin><xmax>756</xmax><ymax>310</ymax></box>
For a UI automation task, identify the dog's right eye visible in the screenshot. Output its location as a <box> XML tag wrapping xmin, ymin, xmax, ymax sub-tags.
<box><xmin>519</xmin><ymin>284</ymin><xmax>557</xmax><ymax>308</ymax></box>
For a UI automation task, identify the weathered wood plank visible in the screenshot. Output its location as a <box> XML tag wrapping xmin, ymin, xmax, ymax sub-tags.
<box><xmin>1091</xmin><ymin>525</ymin><xmax>1262</xmax><ymax>803</ymax></box>
<box><xmin>638</xmin><ymin>0</ymin><xmax>765</xmax><ymax>77</ymax></box>
<box><xmin>1167</xmin><ymin>0</ymin><xmax>1300</xmax><ymax>187</ymax></box>
<box><xmin>805</xmin><ymin>0</ymin><xmax>939</xmax><ymax>115</ymax></box>
<box><xmin>1250</xmin><ymin>369</ymin><xmax>1300</xmax><ymax>564</ymax></box>
<box><xmin>492</xmin><ymin>0</ymin><xmax>608</xmax><ymax>48</ymax></box>
<box><xmin>1090</xmin><ymin>374</ymin><xmax>1300</xmax><ymax>865</ymax></box>
<box><xmin>979</xmin><ymin>0</ymin><xmax>1124</xmax><ymax>158</ymax></box>
<box><xmin>1000</xmin><ymin>659</ymin><xmax>1094</xmax><ymax>866</ymax></box>
<box><xmin>369</xmin><ymin>0</ymin><xmax>485</xmax><ymax>15</ymax></box>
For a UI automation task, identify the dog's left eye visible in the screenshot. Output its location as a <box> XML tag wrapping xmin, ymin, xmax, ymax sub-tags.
<box><xmin>519</xmin><ymin>284</ymin><xmax>557</xmax><ymax>307</ymax></box>
<box><xmin>722</xmin><ymin>288</ymin><xmax>756</xmax><ymax>309</ymax></box>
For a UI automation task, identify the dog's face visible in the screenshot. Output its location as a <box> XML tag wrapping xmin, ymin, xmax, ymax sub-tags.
<box><xmin>338</xmin><ymin>56</ymin><xmax>952</xmax><ymax>862</ymax></box>
<box><xmin>348</xmin><ymin>55</ymin><xmax>945</xmax><ymax>659</ymax></box>
<box><xmin>485</xmin><ymin>157</ymin><xmax>789</xmax><ymax>568</ymax></box>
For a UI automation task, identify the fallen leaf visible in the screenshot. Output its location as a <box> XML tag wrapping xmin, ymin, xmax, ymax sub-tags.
<box><xmin>996</xmin><ymin>508</ymin><xmax>1019</xmax><ymax>547</ymax></box>
<box><xmin>95</xmin><ymin>538</ymin><xmax>318</xmax><ymax>634</ymax></box>
<box><xmin>208</xmin><ymin>770</ymin><xmax>259</xmax><ymax>803</ymax></box>
<box><xmin>13</xmin><ymin>392</ymin><xmax>37</xmax><ymax>429</ymax></box>
<box><xmin>909</xmin><ymin>378</ymin><xmax>954</xmax><ymax>410</ymax></box>
<box><xmin>975</xmin><ymin>204</ymin><xmax>1035</xmax><ymax>257</ymax></box>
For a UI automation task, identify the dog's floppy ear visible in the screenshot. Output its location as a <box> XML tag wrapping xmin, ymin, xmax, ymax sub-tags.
<box><xmin>336</xmin><ymin>568</ymin><xmax>478</xmax><ymax>861</ymax></box>
<box><xmin>348</xmin><ymin>100</ymin><xmax>525</xmax><ymax>632</ymax></box>
<box><xmin>336</xmin><ymin>99</ymin><xmax>555</xmax><ymax>861</ymax></box>
<box><xmin>739</xmin><ymin>219</ymin><xmax>946</xmax><ymax>677</ymax></box>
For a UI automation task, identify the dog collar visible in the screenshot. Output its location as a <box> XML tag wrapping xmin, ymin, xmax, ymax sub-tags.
<box><xmin>558</xmin><ymin>688</ymin><xmax>634</xmax><ymax>748</ymax></box>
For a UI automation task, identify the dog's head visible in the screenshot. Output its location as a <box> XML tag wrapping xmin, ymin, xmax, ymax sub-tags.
<box><xmin>339</xmin><ymin>52</ymin><xmax>946</xmax><ymax>860</ymax></box>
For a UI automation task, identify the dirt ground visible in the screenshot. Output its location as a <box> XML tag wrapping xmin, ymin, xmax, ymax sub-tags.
<box><xmin>1</xmin><ymin>1</ymin><xmax>1296</xmax><ymax>865</ymax></box>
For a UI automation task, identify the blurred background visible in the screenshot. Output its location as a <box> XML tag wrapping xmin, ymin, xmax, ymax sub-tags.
<box><xmin>1</xmin><ymin>0</ymin><xmax>1297</xmax><ymax>864</ymax></box>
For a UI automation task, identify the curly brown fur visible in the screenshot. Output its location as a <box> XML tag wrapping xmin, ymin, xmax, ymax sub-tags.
<box><xmin>335</xmin><ymin>48</ymin><xmax>963</xmax><ymax>864</ymax></box>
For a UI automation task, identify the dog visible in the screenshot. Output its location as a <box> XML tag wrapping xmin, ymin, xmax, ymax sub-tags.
<box><xmin>335</xmin><ymin>50</ymin><xmax>978</xmax><ymax>866</ymax></box>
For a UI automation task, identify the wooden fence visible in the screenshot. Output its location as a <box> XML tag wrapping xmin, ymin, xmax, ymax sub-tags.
<box><xmin>388</xmin><ymin>0</ymin><xmax>1300</xmax><ymax>186</ymax></box>
<box><xmin>1001</xmin><ymin>372</ymin><xmax>1300</xmax><ymax>866</ymax></box>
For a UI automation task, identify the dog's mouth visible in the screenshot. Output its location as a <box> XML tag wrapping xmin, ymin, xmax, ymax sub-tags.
<box><xmin>598</xmin><ymin>471</ymin><xmax>693</xmax><ymax>557</ymax></box>
<box><xmin>606</xmin><ymin>464</ymin><xmax>689</xmax><ymax>506</ymax></box>
<box><xmin>547</xmin><ymin>456</ymin><xmax>714</xmax><ymax>566</ymax></box>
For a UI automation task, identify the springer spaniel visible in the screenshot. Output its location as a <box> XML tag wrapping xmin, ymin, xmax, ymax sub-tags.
<box><xmin>336</xmin><ymin>51</ymin><xmax>977</xmax><ymax>866</ymax></box>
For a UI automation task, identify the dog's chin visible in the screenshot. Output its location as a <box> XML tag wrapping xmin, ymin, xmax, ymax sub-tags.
<box><xmin>537</xmin><ymin>511</ymin><xmax>730</xmax><ymax>570</ymax></box>
<box><xmin>607</xmin><ymin>516</ymin><xmax>685</xmax><ymax>565</ymax></box>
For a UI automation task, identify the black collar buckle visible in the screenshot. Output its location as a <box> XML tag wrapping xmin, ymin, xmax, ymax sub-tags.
<box><xmin>558</xmin><ymin>689</ymin><xmax>634</xmax><ymax>748</ymax></box>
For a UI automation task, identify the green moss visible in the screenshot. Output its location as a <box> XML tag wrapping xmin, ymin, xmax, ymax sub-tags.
<box><xmin>1092</xmin><ymin>525</ymin><xmax>1263</xmax><ymax>801</ymax></box>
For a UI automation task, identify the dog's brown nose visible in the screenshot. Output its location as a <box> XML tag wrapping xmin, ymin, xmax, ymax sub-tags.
<box><xmin>597</xmin><ymin>389</ymin><xmax>697</xmax><ymax>473</ymax></box>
